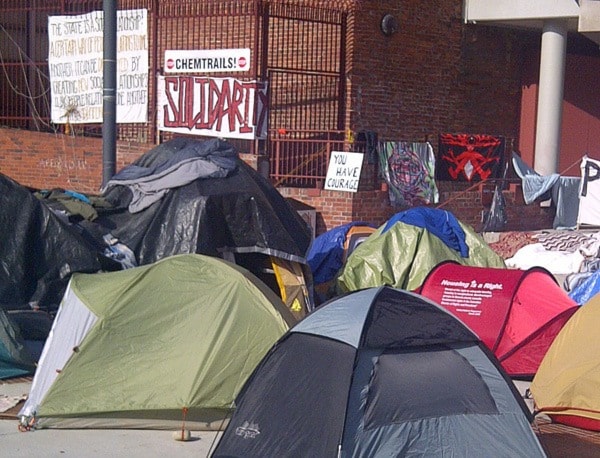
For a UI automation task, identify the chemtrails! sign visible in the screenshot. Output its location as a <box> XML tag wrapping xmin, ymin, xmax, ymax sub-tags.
<box><xmin>48</xmin><ymin>9</ymin><xmax>148</xmax><ymax>124</ymax></box>
<box><xmin>164</xmin><ymin>49</ymin><xmax>251</xmax><ymax>73</ymax></box>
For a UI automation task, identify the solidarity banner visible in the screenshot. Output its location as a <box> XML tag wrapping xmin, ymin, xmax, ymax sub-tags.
<box><xmin>48</xmin><ymin>9</ymin><xmax>148</xmax><ymax>124</ymax></box>
<box><xmin>437</xmin><ymin>134</ymin><xmax>505</xmax><ymax>182</ymax></box>
<box><xmin>156</xmin><ymin>75</ymin><xmax>268</xmax><ymax>140</ymax></box>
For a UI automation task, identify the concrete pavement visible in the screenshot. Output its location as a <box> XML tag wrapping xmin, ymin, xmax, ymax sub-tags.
<box><xmin>1</xmin><ymin>379</ymin><xmax>221</xmax><ymax>458</ymax></box>
<box><xmin>0</xmin><ymin>379</ymin><xmax>539</xmax><ymax>458</ymax></box>
<box><xmin>0</xmin><ymin>420</ymin><xmax>221</xmax><ymax>458</ymax></box>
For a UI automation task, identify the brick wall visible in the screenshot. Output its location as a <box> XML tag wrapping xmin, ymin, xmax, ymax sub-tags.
<box><xmin>436</xmin><ymin>181</ymin><xmax>555</xmax><ymax>231</ymax></box>
<box><xmin>0</xmin><ymin>0</ymin><xmax>554</xmax><ymax>235</ymax></box>
<box><xmin>281</xmin><ymin>180</ymin><xmax>554</xmax><ymax>235</ymax></box>
<box><xmin>0</xmin><ymin>127</ymin><xmax>148</xmax><ymax>193</ymax></box>
<box><xmin>345</xmin><ymin>1</ymin><xmax>525</xmax><ymax>143</ymax></box>
<box><xmin>0</xmin><ymin>127</ymin><xmax>554</xmax><ymax>234</ymax></box>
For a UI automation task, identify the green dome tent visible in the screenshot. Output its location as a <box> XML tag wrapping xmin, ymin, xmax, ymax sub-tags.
<box><xmin>19</xmin><ymin>254</ymin><xmax>294</xmax><ymax>430</ymax></box>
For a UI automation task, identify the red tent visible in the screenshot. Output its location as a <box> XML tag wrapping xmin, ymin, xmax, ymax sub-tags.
<box><xmin>418</xmin><ymin>261</ymin><xmax>578</xmax><ymax>378</ymax></box>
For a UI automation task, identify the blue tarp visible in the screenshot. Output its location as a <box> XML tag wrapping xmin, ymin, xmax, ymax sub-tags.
<box><xmin>308</xmin><ymin>222</ymin><xmax>374</xmax><ymax>285</ymax></box>
<box><xmin>569</xmin><ymin>270</ymin><xmax>600</xmax><ymax>305</ymax></box>
<box><xmin>382</xmin><ymin>207</ymin><xmax>469</xmax><ymax>257</ymax></box>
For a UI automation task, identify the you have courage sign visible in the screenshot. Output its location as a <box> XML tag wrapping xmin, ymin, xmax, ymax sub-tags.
<box><xmin>324</xmin><ymin>151</ymin><xmax>364</xmax><ymax>193</ymax></box>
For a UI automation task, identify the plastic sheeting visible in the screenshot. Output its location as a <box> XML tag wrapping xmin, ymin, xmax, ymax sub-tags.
<box><xmin>91</xmin><ymin>138</ymin><xmax>311</xmax><ymax>266</ymax></box>
<box><xmin>0</xmin><ymin>174</ymin><xmax>106</xmax><ymax>312</ymax></box>
<box><xmin>307</xmin><ymin>222</ymin><xmax>374</xmax><ymax>285</ymax></box>
<box><xmin>382</xmin><ymin>207</ymin><xmax>469</xmax><ymax>257</ymax></box>
<box><xmin>337</xmin><ymin>210</ymin><xmax>505</xmax><ymax>293</ymax></box>
<box><xmin>569</xmin><ymin>270</ymin><xmax>600</xmax><ymax>305</ymax></box>
<box><xmin>102</xmin><ymin>137</ymin><xmax>238</xmax><ymax>213</ymax></box>
<box><xmin>1</xmin><ymin>138</ymin><xmax>313</xmax><ymax>321</ymax></box>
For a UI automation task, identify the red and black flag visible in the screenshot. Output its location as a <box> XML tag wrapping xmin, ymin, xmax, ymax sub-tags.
<box><xmin>436</xmin><ymin>134</ymin><xmax>505</xmax><ymax>182</ymax></box>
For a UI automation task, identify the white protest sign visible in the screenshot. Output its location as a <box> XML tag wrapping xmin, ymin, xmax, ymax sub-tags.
<box><xmin>156</xmin><ymin>75</ymin><xmax>268</xmax><ymax>140</ymax></box>
<box><xmin>578</xmin><ymin>156</ymin><xmax>600</xmax><ymax>226</ymax></box>
<box><xmin>48</xmin><ymin>9</ymin><xmax>148</xmax><ymax>124</ymax></box>
<box><xmin>324</xmin><ymin>151</ymin><xmax>364</xmax><ymax>192</ymax></box>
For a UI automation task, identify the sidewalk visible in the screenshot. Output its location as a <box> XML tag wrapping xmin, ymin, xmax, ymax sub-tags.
<box><xmin>1</xmin><ymin>379</ymin><xmax>220</xmax><ymax>458</ymax></box>
<box><xmin>3</xmin><ymin>378</ymin><xmax>600</xmax><ymax>457</ymax></box>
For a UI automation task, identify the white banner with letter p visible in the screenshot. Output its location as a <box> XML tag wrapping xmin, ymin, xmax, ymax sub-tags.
<box><xmin>578</xmin><ymin>155</ymin><xmax>600</xmax><ymax>227</ymax></box>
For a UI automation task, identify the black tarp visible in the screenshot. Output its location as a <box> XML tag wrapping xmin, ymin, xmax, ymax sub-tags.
<box><xmin>1</xmin><ymin>138</ymin><xmax>313</xmax><ymax>323</ymax></box>
<box><xmin>88</xmin><ymin>137</ymin><xmax>312</xmax><ymax>265</ymax></box>
<box><xmin>0</xmin><ymin>173</ymin><xmax>108</xmax><ymax>312</ymax></box>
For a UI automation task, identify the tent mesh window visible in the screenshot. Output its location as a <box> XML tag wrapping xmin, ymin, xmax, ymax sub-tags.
<box><xmin>363</xmin><ymin>345</ymin><xmax>499</xmax><ymax>428</ymax></box>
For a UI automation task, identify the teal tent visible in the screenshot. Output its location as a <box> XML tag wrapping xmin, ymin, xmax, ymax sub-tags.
<box><xmin>0</xmin><ymin>309</ymin><xmax>35</xmax><ymax>379</ymax></box>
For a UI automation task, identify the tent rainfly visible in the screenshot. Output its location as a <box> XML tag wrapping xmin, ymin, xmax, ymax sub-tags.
<box><xmin>212</xmin><ymin>286</ymin><xmax>546</xmax><ymax>457</ymax></box>
<box><xmin>531</xmin><ymin>293</ymin><xmax>600</xmax><ymax>431</ymax></box>
<box><xmin>418</xmin><ymin>261</ymin><xmax>578</xmax><ymax>378</ymax></box>
<box><xmin>18</xmin><ymin>254</ymin><xmax>294</xmax><ymax>430</ymax></box>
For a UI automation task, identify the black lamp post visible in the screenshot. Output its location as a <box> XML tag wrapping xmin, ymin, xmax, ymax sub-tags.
<box><xmin>102</xmin><ymin>0</ymin><xmax>117</xmax><ymax>188</ymax></box>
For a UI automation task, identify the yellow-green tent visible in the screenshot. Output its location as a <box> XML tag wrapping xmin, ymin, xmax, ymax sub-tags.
<box><xmin>531</xmin><ymin>294</ymin><xmax>600</xmax><ymax>431</ymax></box>
<box><xmin>19</xmin><ymin>254</ymin><xmax>294</xmax><ymax>430</ymax></box>
<box><xmin>336</xmin><ymin>212</ymin><xmax>505</xmax><ymax>293</ymax></box>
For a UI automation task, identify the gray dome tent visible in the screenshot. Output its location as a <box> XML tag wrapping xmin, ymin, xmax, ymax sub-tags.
<box><xmin>213</xmin><ymin>286</ymin><xmax>546</xmax><ymax>457</ymax></box>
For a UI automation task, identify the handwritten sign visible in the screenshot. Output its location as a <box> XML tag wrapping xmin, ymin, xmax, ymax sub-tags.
<box><xmin>324</xmin><ymin>151</ymin><xmax>364</xmax><ymax>192</ymax></box>
<box><xmin>156</xmin><ymin>75</ymin><xmax>268</xmax><ymax>140</ymax></box>
<box><xmin>48</xmin><ymin>9</ymin><xmax>148</xmax><ymax>124</ymax></box>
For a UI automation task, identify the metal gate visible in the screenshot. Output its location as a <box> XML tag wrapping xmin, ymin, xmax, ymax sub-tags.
<box><xmin>0</xmin><ymin>0</ymin><xmax>350</xmax><ymax>185</ymax></box>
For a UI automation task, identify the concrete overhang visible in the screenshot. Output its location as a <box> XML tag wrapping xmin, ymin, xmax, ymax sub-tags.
<box><xmin>463</xmin><ymin>0</ymin><xmax>600</xmax><ymax>45</ymax></box>
<box><xmin>579</xmin><ymin>0</ymin><xmax>600</xmax><ymax>45</ymax></box>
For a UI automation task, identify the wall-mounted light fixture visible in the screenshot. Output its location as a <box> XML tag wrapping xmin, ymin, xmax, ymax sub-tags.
<box><xmin>380</xmin><ymin>13</ymin><xmax>399</xmax><ymax>36</ymax></box>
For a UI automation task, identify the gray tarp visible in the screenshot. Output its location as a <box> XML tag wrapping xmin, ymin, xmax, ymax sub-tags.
<box><xmin>512</xmin><ymin>153</ymin><xmax>580</xmax><ymax>229</ymax></box>
<box><xmin>102</xmin><ymin>138</ymin><xmax>237</xmax><ymax>213</ymax></box>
